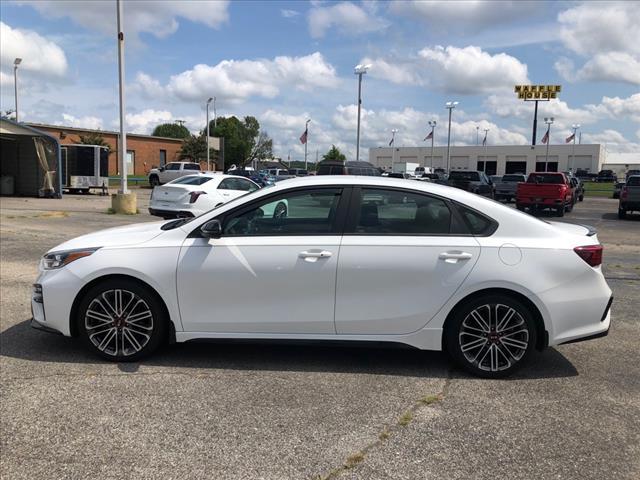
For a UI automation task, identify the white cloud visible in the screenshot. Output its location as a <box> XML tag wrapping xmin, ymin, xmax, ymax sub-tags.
<box><xmin>556</xmin><ymin>2</ymin><xmax>640</xmax><ymax>85</ymax></box>
<box><xmin>0</xmin><ymin>21</ymin><xmax>68</xmax><ymax>78</ymax></box>
<box><xmin>136</xmin><ymin>52</ymin><xmax>339</xmax><ymax>103</ymax></box>
<box><xmin>125</xmin><ymin>109</ymin><xmax>173</xmax><ymax>134</ymax></box>
<box><xmin>582</xmin><ymin>130</ymin><xmax>640</xmax><ymax>153</ymax></box>
<box><xmin>58</xmin><ymin>113</ymin><xmax>103</xmax><ymax>130</ymax></box>
<box><xmin>389</xmin><ymin>1</ymin><xmax>538</xmax><ymax>32</ymax></box>
<box><xmin>586</xmin><ymin>93</ymin><xmax>640</xmax><ymax>123</ymax></box>
<box><xmin>364</xmin><ymin>45</ymin><xmax>529</xmax><ymax>94</ymax></box>
<box><xmin>308</xmin><ymin>1</ymin><xmax>388</xmax><ymax>38</ymax></box>
<box><xmin>19</xmin><ymin>0</ymin><xmax>229</xmax><ymax>40</ymax></box>
<box><xmin>281</xmin><ymin>9</ymin><xmax>300</xmax><ymax>18</ymax></box>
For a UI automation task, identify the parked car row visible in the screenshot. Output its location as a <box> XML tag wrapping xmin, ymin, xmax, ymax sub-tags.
<box><xmin>618</xmin><ymin>175</ymin><xmax>640</xmax><ymax>219</ymax></box>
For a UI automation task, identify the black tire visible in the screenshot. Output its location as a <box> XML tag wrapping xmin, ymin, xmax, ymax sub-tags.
<box><xmin>77</xmin><ymin>278</ymin><xmax>167</xmax><ymax>362</ymax></box>
<box><xmin>273</xmin><ymin>201</ymin><xmax>288</xmax><ymax>219</ymax></box>
<box><xmin>566</xmin><ymin>201</ymin><xmax>573</xmax><ymax>213</ymax></box>
<box><xmin>579</xmin><ymin>195</ymin><xmax>584</xmax><ymax>202</ymax></box>
<box><xmin>516</xmin><ymin>204</ymin><xmax>525</xmax><ymax>211</ymax></box>
<box><xmin>149</xmin><ymin>175</ymin><xmax>160</xmax><ymax>187</ymax></box>
<box><xmin>556</xmin><ymin>205</ymin><xmax>565</xmax><ymax>217</ymax></box>
<box><xmin>618</xmin><ymin>208</ymin><xmax>626</xmax><ymax>219</ymax></box>
<box><xmin>444</xmin><ymin>295</ymin><xmax>537</xmax><ymax>378</ymax></box>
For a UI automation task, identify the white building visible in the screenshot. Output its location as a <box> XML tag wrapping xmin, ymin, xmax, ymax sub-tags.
<box><xmin>369</xmin><ymin>144</ymin><xmax>605</xmax><ymax>176</ymax></box>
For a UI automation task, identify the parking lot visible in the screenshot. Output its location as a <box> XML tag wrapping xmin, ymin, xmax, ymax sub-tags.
<box><xmin>1</xmin><ymin>190</ymin><xmax>639</xmax><ymax>479</ymax></box>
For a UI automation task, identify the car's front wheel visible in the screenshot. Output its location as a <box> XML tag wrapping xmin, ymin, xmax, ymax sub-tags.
<box><xmin>445</xmin><ymin>295</ymin><xmax>537</xmax><ymax>378</ymax></box>
<box><xmin>77</xmin><ymin>279</ymin><xmax>167</xmax><ymax>361</ymax></box>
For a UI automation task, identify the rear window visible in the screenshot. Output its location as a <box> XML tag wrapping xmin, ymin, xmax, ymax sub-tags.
<box><xmin>502</xmin><ymin>175</ymin><xmax>525</xmax><ymax>182</ymax></box>
<box><xmin>449</xmin><ymin>171</ymin><xmax>480</xmax><ymax>181</ymax></box>
<box><xmin>527</xmin><ymin>173</ymin><xmax>564</xmax><ymax>184</ymax></box>
<box><xmin>317</xmin><ymin>165</ymin><xmax>345</xmax><ymax>175</ymax></box>
<box><xmin>456</xmin><ymin>204</ymin><xmax>496</xmax><ymax>235</ymax></box>
<box><xmin>627</xmin><ymin>176</ymin><xmax>640</xmax><ymax>186</ymax></box>
<box><xmin>171</xmin><ymin>176</ymin><xmax>212</xmax><ymax>185</ymax></box>
<box><xmin>184</xmin><ymin>163</ymin><xmax>201</xmax><ymax>170</ymax></box>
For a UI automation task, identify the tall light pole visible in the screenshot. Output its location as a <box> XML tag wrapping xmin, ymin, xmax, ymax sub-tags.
<box><xmin>483</xmin><ymin>128</ymin><xmax>489</xmax><ymax>170</ymax></box>
<box><xmin>13</xmin><ymin>58</ymin><xmax>22</xmax><ymax>122</ymax></box>
<box><xmin>304</xmin><ymin>119</ymin><xmax>310</xmax><ymax>170</ymax></box>
<box><xmin>390</xmin><ymin>128</ymin><xmax>398</xmax><ymax>171</ymax></box>
<box><xmin>213</xmin><ymin>96</ymin><xmax>217</xmax><ymax>129</ymax></box>
<box><xmin>445</xmin><ymin>101</ymin><xmax>458</xmax><ymax>173</ymax></box>
<box><xmin>544</xmin><ymin>117</ymin><xmax>554</xmax><ymax>166</ymax></box>
<box><xmin>476</xmin><ymin>125</ymin><xmax>479</xmax><ymax>145</ymax></box>
<box><xmin>206</xmin><ymin>97</ymin><xmax>213</xmax><ymax>171</ymax></box>
<box><xmin>116</xmin><ymin>0</ymin><xmax>127</xmax><ymax>194</ymax></box>
<box><xmin>570</xmin><ymin>123</ymin><xmax>580</xmax><ymax>172</ymax></box>
<box><xmin>354</xmin><ymin>64</ymin><xmax>371</xmax><ymax>162</ymax></box>
<box><xmin>428</xmin><ymin>120</ymin><xmax>436</xmax><ymax>170</ymax></box>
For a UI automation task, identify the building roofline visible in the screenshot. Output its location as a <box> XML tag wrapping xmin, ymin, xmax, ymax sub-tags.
<box><xmin>1</xmin><ymin>118</ymin><xmax>61</xmax><ymax>145</ymax></box>
<box><xmin>24</xmin><ymin>122</ymin><xmax>185</xmax><ymax>142</ymax></box>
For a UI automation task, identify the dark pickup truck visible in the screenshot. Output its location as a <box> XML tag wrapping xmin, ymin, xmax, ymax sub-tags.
<box><xmin>516</xmin><ymin>172</ymin><xmax>574</xmax><ymax>217</ymax></box>
<box><xmin>619</xmin><ymin>175</ymin><xmax>640</xmax><ymax>219</ymax></box>
<box><xmin>447</xmin><ymin>170</ymin><xmax>494</xmax><ymax>198</ymax></box>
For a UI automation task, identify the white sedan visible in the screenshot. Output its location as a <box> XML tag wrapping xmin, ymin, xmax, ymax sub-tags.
<box><xmin>31</xmin><ymin>176</ymin><xmax>612</xmax><ymax>377</ymax></box>
<box><xmin>149</xmin><ymin>174</ymin><xmax>260</xmax><ymax>219</ymax></box>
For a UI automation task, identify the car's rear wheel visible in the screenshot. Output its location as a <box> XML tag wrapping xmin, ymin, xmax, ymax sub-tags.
<box><xmin>445</xmin><ymin>295</ymin><xmax>537</xmax><ymax>378</ymax></box>
<box><xmin>273</xmin><ymin>201</ymin><xmax>287</xmax><ymax>218</ymax></box>
<box><xmin>77</xmin><ymin>279</ymin><xmax>167</xmax><ymax>362</ymax></box>
<box><xmin>618</xmin><ymin>208</ymin><xmax>626</xmax><ymax>219</ymax></box>
<box><xmin>149</xmin><ymin>175</ymin><xmax>159</xmax><ymax>187</ymax></box>
<box><xmin>556</xmin><ymin>205</ymin><xmax>565</xmax><ymax>217</ymax></box>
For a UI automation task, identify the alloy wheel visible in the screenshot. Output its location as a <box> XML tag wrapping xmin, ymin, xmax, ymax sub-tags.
<box><xmin>84</xmin><ymin>289</ymin><xmax>154</xmax><ymax>357</ymax></box>
<box><xmin>458</xmin><ymin>303</ymin><xmax>530</xmax><ymax>372</ymax></box>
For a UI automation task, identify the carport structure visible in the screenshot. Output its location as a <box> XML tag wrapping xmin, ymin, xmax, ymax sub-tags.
<box><xmin>0</xmin><ymin>118</ymin><xmax>62</xmax><ymax>197</ymax></box>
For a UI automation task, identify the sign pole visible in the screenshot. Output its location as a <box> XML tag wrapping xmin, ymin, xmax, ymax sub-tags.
<box><xmin>532</xmin><ymin>100</ymin><xmax>539</xmax><ymax>146</ymax></box>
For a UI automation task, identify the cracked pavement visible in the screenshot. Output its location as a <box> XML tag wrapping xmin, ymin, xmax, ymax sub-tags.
<box><xmin>1</xmin><ymin>193</ymin><xmax>639</xmax><ymax>479</ymax></box>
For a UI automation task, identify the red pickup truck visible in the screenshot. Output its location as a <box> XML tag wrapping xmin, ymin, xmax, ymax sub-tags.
<box><xmin>516</xmin><ymin>172</ymin><xmax>574</xmax><ymax>217</ymax></box>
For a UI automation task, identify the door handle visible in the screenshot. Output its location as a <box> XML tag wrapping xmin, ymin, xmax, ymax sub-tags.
<box><xmin>439</xmin><ymin>251</ymin><xmax>473</xmax><ymax>263</ymax></box>
<box><xmin>299</xmin><ymin>250</ymin><xmax>332</xmax><ymax>262</ymax></box>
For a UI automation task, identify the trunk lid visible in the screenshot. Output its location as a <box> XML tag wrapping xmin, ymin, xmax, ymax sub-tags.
<box><xmin>152</xmin><ymin>185</ymin><xmax>197</xmax><ymax>203</ymax></box>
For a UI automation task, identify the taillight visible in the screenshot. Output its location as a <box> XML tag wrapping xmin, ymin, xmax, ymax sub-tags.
<box><xmin>189</xmin><ymin>191</ymin><xmax>206</xmax><ymax>203</ymax></box>
<box><xmin>621</xmin><ymin>187</ymin><xmax>628</xmax><ymax>200</ymax></box>
<box><xmin>574</xmin><ymin>245</ymin><xmax>603</xmax><ymax>267</ymax></box>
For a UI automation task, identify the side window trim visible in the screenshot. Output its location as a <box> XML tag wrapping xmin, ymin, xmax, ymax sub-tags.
<box><xmin>189</xmin><ymin>186</ymin><xmax>352</xmax><ymax>238</ymax></box>
<box><xmin>343</xmin><ymin>185</ymin><xmax>474</xmax><ymax>237</ymax></box>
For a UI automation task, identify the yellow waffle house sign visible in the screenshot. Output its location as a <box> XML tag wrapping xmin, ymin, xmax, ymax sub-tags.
<box><xmin>514</xmin><ymin>85</ymin><xmax>561</xmax><ymax>100</ymax></box>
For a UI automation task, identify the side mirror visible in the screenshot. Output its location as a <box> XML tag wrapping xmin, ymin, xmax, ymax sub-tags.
<box><xmin>159</xmin><ymin>167</ymin><xmax>165</xmax><ymax>172</ymax></box>
<box><xmin>201</xmin><ymin>219</ymin><xmax>222</xmax><ymax>239</ymax></box>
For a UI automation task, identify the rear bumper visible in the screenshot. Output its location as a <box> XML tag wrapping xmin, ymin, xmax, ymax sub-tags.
<box><xmin>619</xmin><ymin>201</ymin><xmax>640</xmax><ymax>210</ymax></box>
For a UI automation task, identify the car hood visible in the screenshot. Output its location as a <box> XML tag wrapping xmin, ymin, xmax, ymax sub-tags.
<box><xmin>47</xmin><ymin>221</ymin><xmax>167</xmax><ymax>253</ymax></box>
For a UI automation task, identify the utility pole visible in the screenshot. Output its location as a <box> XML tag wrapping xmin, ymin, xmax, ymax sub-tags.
<box><xmin>13</xmin><ymin>58</ymin><xmax>21</xmax><ymax>122</ymax></box>
<box><xmin>354</xmin><ymin>64</ymin><xmax>370</xmax><ymax>162</ymax></box>
<box><xmin>445</xmin><ymin>101</ymin><xmax>458</xmax><ymax>173</ymax></box>
<box><xmin>428</xmin><ymin>120</ymin><xmax>436</xmax><ymax>170</ymax></box>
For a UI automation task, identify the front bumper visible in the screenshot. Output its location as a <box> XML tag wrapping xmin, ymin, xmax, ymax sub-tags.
<box><xmin>148</xmin><ymin>207</ymin><xmax>195</xmax><ymax>219</ymax></box>
<box><xmin>30</xmin><ymin>317</ymin><xmax>63</xmax><ymax>335</ymax></box>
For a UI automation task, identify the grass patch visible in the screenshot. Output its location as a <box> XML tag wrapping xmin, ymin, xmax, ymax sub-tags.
<box><xmin>344</xmin><ymin>452</ymin><xmax>365</xmax><ymax>469</ymax></box>
<box><xmin>398</xmin><ymin>411</ymin><xmax>413</xmax><ymax>427</ymax></box>
<box><xmin>106</xmin><ymin>208</ymin><xmax>116</xmax><ymax>214</ymax></box>
<box><xmin>420</xmin><ymin>394</ymin><xmax>441</xmax><ymax>405</ymax></box>
<box><xmin>583</xmin><ymin>182</ymin><xmax>615</xmax><ymax>197</ymax></box>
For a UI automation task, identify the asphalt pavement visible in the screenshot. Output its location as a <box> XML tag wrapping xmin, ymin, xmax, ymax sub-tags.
<box><xmin>1</xmin><ymin>192</ymin><xmax>638</xmax><ymax>479</ymax></box>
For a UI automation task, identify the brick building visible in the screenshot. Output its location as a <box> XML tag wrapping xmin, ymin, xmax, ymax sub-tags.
<box><xmin>25</xmin><ymin>123</ymin><xmax>185</xmax><ymax>176</ymax></box>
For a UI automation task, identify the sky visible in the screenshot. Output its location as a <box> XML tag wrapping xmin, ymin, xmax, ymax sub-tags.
<box><xmin>1</xmin><ymin>0</ymin><xmax>639</xmax><ymax>162</ymax></box>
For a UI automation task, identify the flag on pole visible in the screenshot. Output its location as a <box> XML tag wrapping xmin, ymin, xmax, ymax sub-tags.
<box><xmin>482</xmin><ymin>132</ymin><xmax>487</xmax><ymax>146</ymax></box>
<box><xmin>389</xmin><ymin>136</ymin><xmax>394</xmax><ymax>146</ymax></box>
<box><xmin>541</xmin><ymin>129</ymin><xmax>549</xmax><ymax>144</ymax></box>
<box><xmin>299</xmin><ymin>128</ymin><xmax>308</xmax><ymax>144</ymax></box>
<box><xmin>423</xmin><ymin>131</ymin><xmax>433</xmax><ymax>141</ymax></box>
<box><xmin>565</xmin><ymin>133</ymin><xmax>575</xmax><ymax>143</ymax></box>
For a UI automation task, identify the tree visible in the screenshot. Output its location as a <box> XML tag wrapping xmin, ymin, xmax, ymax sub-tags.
<box><xmin>152</xmin><ymin>123</ymin><xmax>190</xmax><ymax>139</ymax></box>
<box><xmin>321</xmin><ymin>145</ymin><xmax>346</xmax><ymax>163</ymax></box>
<box><xmin>207</xmin><ymin>116</ymin><xmax>272</xmax><ymax>170</ymax></box>
<box><xmin>179</xmin><ymin>134</ymin><xmax>207</xmax><ymax>161</ymax></box>
<box><xmin>76</xmin><ymin>132</ymin><xmax>111</xmax><ymax>154</ymax></box>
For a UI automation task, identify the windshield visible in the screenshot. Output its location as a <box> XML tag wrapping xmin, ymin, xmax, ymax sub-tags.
<box><xmin>627</xmin><ymin>176</ymin><xmax>640</xmax><ymax>186</ymax></box>
<box><xmin>449</xmin><ymin>171</ymin><xmax>480</xmax><ymax>181</ymax></box>
<box><xmin>170</xmin><ymin>175</ymin><xmax>213</xmax><ymax>185</ymax></box>
<box><xmin>502</xmin><ymin>175</ymin><xmax>525</xmax><ymax>182</ymax></box>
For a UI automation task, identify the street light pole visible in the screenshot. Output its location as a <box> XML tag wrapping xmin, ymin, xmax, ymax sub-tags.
<box><xmin>206</xmin><ymin>97</ymin><xmax>213</xmax><ymax>171</ymax></box>
<box><xmin>116</xmin><ymin>0</ymin><xmax>128</xmax><ymax>194</ymax></box>
<box><xmin>13</xmin><ymin>58</ymin><xmax>21</xmax><ymax>122</ymax></box>
<box><xmin>570</xmin><ymin>124</ymin><xmax>580</xmax><ymax>172</ymax></box>
<box><xmin>213</xmin><ymin>96</ymin><xmax>217</xmax><ymax>129</ymax></box>
<box><xmin>544</xmin><ymin>117</ymin><xmax>554</xmax><ymax>166</ymax></box>
<box><xmin>483</xmin><ymin>128</ymin><xmax>489</xmax><ymax>168</ymax></box>
<box><xmin>445</xmin><ymin>101</ymin><xmax>458</xmax><ymax>173</ymax></box>
<box><xmin>428</xmin><ymin>120</ymin><xmax>436</xmax><ymax>170</ymax></box>
<box><xmin>390</xmin><ymin>128</ymin><xmax>398</xmax><ymax>170</ymax></box>
<box><xmin>354</xmin><ymin>64</ymin><xmax>371</xmax><ymax>162</ymax></box>
<box><xmin>476</xmin><ymin>125</ymin><xmax>479</xmax><ymax>146</ymax></box>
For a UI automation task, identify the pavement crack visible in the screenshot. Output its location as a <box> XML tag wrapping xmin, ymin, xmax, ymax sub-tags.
<box><xmin>2</xmin><ymin>369</ymin><xmax>219</xmax><ymax>383</ymax></box>
<box><xmin>313</xmin><ymin>370</ymin><xmax>453</xmax><ymax>480</ymax></box>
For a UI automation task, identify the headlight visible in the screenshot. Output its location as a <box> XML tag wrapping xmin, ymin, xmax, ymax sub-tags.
<box><xmin>42</xmin><ymin>247</ymin><xmax>100</xmax><ymax>270</ymax></box>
